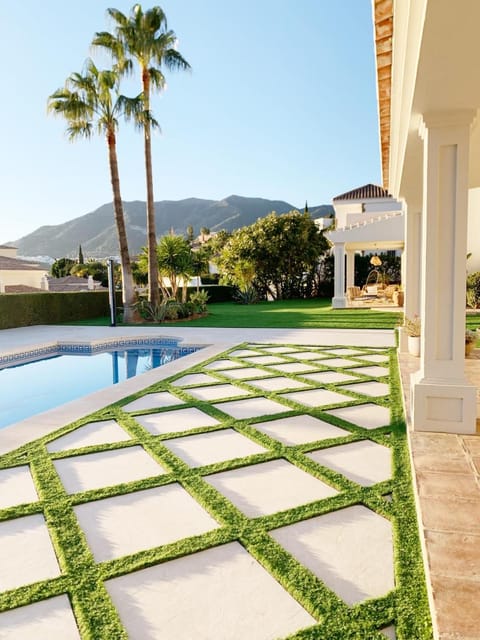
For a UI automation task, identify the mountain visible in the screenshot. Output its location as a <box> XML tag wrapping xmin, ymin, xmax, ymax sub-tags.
<box><xmin>13</xmin><ymin>195</ymin><xmax>334</xmax><ymax>259</ymax></box>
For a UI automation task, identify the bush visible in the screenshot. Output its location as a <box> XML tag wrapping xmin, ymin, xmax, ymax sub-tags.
<box><xmin>0</xmin><ymin>291</ymin><xmax>121</xmax><ymax>329</ymax></box>
<box><xmin>189</xmin><ymin>290</ymin><xmax>209</xmax><ymax>313</ymax></box>
<box><xmin>467</xmin><ymin>272</ymin><xmax>480</xmax><ymax>308</ymax></box>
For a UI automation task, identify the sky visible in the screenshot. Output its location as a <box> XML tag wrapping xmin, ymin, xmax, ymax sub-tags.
<box><xmin>0</xmin><ymin>0</ymin><xmax>381</xmax><ymax>244</ymax></box>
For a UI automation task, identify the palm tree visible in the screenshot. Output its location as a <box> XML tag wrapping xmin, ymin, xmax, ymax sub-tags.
<box><xmin>93</xmin><ymin>4</ymin><xmax>191</xmax><ymax>307</ymax></box>
<box><xmin>48</xmin><ymin>59</ymin><xmax>140</xmax><ymax>322</ymax></box>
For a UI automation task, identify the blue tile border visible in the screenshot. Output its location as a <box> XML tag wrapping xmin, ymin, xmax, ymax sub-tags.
<box><xmin>0</xmin><ymin>339</ymin><xmax>200</xmax><ymax>369</ymax></box>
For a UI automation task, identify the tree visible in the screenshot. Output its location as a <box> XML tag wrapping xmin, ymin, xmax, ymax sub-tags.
<box><xmin>186</xmin><ymin>224</ymin><xmax>194</xmax><ymax>244</ymax></box>
<box><xmin>138</xmin><ymin>234</ymin><xmax>193</xmax><ymax>301</ymax></box>
<box><xmin>93</xmin><ymin>4</ymin><xmax>191</xmax><ymax>307</ymax></box>
<box><xmin>78</xmin><ymin>244</ymin><xmax>84</xmax><ymax>264</ymax></box>
<box><xmin>48</xmin><ymin>58</ymin><xmax>139</xmax><ymax>322</ymax></box>
<box><xmin>191</xmin><ymin>247</ymin><xmax>209</xmax><ymax>292</ymax></box>
<box><xmin>200</xmin><ymin>226</ymin><xmax>210</xmax><ymax>242</ymax></box>
<box><xmin>217</xmin><ymin>211</ymin><xmax>329</xmax><ymax>300</ymax></box>
<box><xmin>51</xmin><ymin>257</ymin><xmax>75</xmax><ymax>278</ymax></box>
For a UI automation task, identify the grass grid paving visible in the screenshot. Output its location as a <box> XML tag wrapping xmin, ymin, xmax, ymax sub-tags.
<box><xmin>0</xmin><ymin>342</ymin><xmax>433</xmax><ymax>639</ymax></box>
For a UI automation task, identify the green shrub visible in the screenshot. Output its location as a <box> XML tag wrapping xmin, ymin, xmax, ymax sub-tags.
<box><xmin>467</xmin><ymin>272</ymin><xmax>480</xmax><ymax>308</ymax></box>
<box><xmin>189</xmin><ymin>290</ymin><xmax>209</xmax><ymax>313</ymax></box>
<box><xmin>0</xmin><ymin>291</ymin><xmax>122</xmax><ymax>329</ymax></box>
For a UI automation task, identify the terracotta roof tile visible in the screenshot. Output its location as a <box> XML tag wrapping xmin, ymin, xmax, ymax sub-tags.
<box><xmin>0</xmin><ymin>256</ymin><xmax>45</xmax><ymax>271</ymax></box>
<box><xmin>333</xmin><ymin>184</ymin><xmax>392</xmax><ymax>202</ymax></box>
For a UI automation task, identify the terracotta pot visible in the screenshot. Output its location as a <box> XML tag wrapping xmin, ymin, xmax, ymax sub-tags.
<box><xmin>393</xmin><ymin>290</ymin><xmax>404</xmax><ymax>306</ymax></box>
<box><xmin>465</xmin><ymin>341</ymin><xmax>475</xmax><ymax>357</ymax></box>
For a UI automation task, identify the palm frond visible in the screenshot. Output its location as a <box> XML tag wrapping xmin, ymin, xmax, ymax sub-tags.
<box><xmin>147</xmin><ymin>67</ymin><xmax>166</xmax><ymax>91</ymax></box>
<box><xmin>66</xmin><ymin>120</ymin><xmax>93</xmax><ymax>141</ymax></box>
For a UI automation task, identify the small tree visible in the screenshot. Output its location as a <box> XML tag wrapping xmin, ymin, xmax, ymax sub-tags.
<box><xmin>78</xmin><ymin>244</ymin><xmax>84</xmax><ymax>264</ymax></box>
<box><xmin>186</xmin><ymin>225</ymin><xmax>194</xmax><ymax>244</ymax></box>
<box><xmin>51</xmin><ymin>257</ymin><xmax>76</xmax><ymax>278</ymax></box>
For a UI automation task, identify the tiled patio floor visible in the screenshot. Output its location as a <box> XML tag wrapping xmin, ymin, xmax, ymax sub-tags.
<box><xmin>2</xmin><ymin>325</ymin><xmax>477</xmax><ymax>638</ymax></box>
<box><xmin>0</xmin><ymin>328</ymin><xmax>419</xmax><ymax>639</ymax></box>
<box><xmin>398</xmin><ymin>351</ymin><xmax>480</xmax><ymax>640</ymax></box>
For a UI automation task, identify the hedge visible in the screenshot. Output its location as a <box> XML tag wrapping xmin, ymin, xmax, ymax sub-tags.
<box><xmin>0</xmin><ymin>291</ymin><xmax>121</xmax><ymax>330</ymax></box>
<box><xmin>0</xmin><ymin>286</ymin><xmax>234</xmax><ymax>330</ymax></box>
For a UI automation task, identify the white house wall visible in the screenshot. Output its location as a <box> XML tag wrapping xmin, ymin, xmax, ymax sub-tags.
<box><xmin>0</xmin><ymin>269</ymin><xmax>47</xmax><ymax>289</ymax></box>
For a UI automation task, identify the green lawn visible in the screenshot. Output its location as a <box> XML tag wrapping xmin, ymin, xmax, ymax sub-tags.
<box><xmin>67</xmin><ymin>298</ymin><xmax>404</xmax><ymax>330</ymax></box>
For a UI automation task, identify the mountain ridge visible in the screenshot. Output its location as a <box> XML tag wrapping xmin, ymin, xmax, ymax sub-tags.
<box><xmin>13</xmin><ymin>195</ymin><xmax>334</xmax><ymax>259</ymax></box>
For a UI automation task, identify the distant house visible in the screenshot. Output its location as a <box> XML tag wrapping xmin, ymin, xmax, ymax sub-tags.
<box><xmin>0</xmin><ymin>245</ymin><xmax>48</xmax><ymax>292</ymax></box>
<box><xmin>326</xmin><ymin>184</ymin><xmax>404</xmax><ymax>308</ymax></box>
<box><xmin>45</xmin><ymin>275</ymin><xmax>103</xmax><ymax>292</ymax></box>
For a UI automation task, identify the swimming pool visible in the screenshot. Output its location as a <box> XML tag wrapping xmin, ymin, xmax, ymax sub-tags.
<box><xmin>0</xmin><ymin>340</ymin><xmax>200</xmax><ymax>429</ymax></box>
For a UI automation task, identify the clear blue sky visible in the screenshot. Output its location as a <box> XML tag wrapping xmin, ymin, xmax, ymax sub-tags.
<box><xmin>0</xmin><ymin>0</ymin><xmax>381</xmax><ymax>245</ymax></box>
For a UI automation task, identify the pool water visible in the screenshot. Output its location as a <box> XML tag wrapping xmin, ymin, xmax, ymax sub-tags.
<box><xmin>0</xmin><ymin>345</ymin><xmax>197</xmax><ymax>429</ymax></box>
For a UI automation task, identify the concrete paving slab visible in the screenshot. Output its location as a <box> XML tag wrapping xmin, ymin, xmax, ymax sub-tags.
<box><xmin>0</xmin><ymin>514</ymin><xmax>61</xmax><ymax>591</ymax></box>
<box><xmin>162</xmin><ymin>429</ymin><xmax>266</xmax><ymax>467</ymax></box>
<box><xmin>0</xmin><ymin>465</ymin><xmax>38</xmax><ymax>509</ymax></box>
<box><xmin>122</xmin><ymin>391</ymin><xmax>185</xmax><ymax>412</ymax></box>
<box><xmin>105</xmin><ymin>541</ymin><xmax>315</xmax><ymax>640</ymax></box>
<box><xmin>46</xmin><ymin>420</ymin><xmax>131</xmax><ymax>453</ymax></box>
<box><xmin>246</xmin><ymin>376</ymin><xmax>311</xmax><ymax>392</ymax></box>
<box><xmin>171</xmin><ymin>373</ymin><xmax>220</xmax><ymax>386</ymax></box>
<box><xmin>301</xmin><ymin>371</ymin><xmax>358</xmax><ymax>384</ymax></box>
<box><xmin>135</xmin><ymin>407</ymin><xmax>220</xmax><ymax>435</ymax></box>
<box><xmin>341</xmin><ymin>381</ymin><xmax>390</xmax><ymax>397</ymax></box>
<box><xmin>185</xmin><ymin>383</ymin><xmax>252</xmax><ymax>401</ymax></box>
<box><xmin>281</xmin><ymin>388</ymin><xmax>350</xmax><ymax>407</ymax></box>
<box><xmin>270</xmin><ymin>362</ymin><xmax>319</xmax><ymax>374</ymax></box>
<box><xmin>242</xmin><ymin>355</ymin><xmax>288</xmax><ymax>365</ymax></box>
<box><xmin>323</xmin><ymin>348</ymin><xmax>366</xmax><ymax>356</ymax></box>
<box><xmin>204</xmin><ymin>360</ymin><xmax>244</xmax><ymax>370</ymax></box>
<box><xmin>0</xmin><ymin>595</ymin><xmax>81</xmax><ymax>639</ymax></box>
<box><xmin>307</xmin><ymin>440</ymin><xmax>392</xmax><ymax>486</ymax></box>
<box><xmin>350</xmin><ymin>365</ymin><xmax>389</xmax><ymax>377</ymax></box>
<box><xmin>325</xmin><ymin>404</ymin><xmax>391</xmax><ymax>430</ymax></box>
<box><xmin>287</xmin><ymin>351</ymin><xmax>327</xmax><ymax>360</ymax></box>
<box><xmin>53</xmin><ymin>446</ymin><xmax>166</xmax><ymax>494</ymax></box>
<box><xmin>213</xmin><ymin>397</ymin><xmax>290</xmax><ymax>419</ymax></box>
<box><xmin>229</xmin><ymin>349</ymin><xmax>260</xmax><ymax>358</ymax></box>
<box><xmin>253</xmin><ymin>415</ymin><xmax>349</xmax><ymax>445</ymax></box>
<box><xmin>381</xmin><ymin>625</ymin><xmax>396</xmax><ymax>639</ymax></box>
<box><xmin>316</xmin><ymin>358</ymin><xmax>357</xmax><ymax>368</ymax></box>
<box><xmin>205</xmin><ymin>459</ymin><xmax>338</xmax><ymax>517</ymax></box>
<box><xmin>260</xmin><ymin>346</ymin><xmax>299</xmax><ymax>354</ymax></box>
<box><xmin>270</xmin><ymin>505</ymin><xmax>394</xmax><ymax>605</ymax></box>
<box><xmin>74</xmin><ymin>484</ymin><xmax>219</xmax><ymax>563</ymax></box>
<box><xmin>218</xmin><ymin>367</ymin><xmax>271</xmax><ymax>379</ymax></box>
<box><xmin>356</xmin><ymin>354</ymin><xmax>390</xmax><ymax>363</ymax></box>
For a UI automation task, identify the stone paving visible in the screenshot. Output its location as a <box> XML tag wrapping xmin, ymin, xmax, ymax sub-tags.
<box><xmin>0</xmin><ymin>329</ymin><xmax>424</xmax><ymax>639</ymax></box>
<box><xmin>398</xmin><ymin>351</ymin><xmax>480</xmax><ymax>640</ymax></box>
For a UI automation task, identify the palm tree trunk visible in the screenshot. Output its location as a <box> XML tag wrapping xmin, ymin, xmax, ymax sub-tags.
<box><xmin>107</xmin><ymin>128</ymin><xmax>137</xmax><ymax>323</ymax></box>
<box><xmin>143</xmin><ymin>70</ymin><xmax>160</xmax><ymax>306</ymax></box>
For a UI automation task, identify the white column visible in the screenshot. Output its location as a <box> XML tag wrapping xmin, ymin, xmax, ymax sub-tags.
<box><xmin>411</xmin><ymin>110</ymin><xmax>477</xmax><ymax>433</ymax></box>
<box><xmin>332</xmin><ymin>243</ymin><xmax>347</xmax><ymax>308</ymax></box>
<box><xmin>346</xmin><ymin>250</ymin><xmax>355</xmax><ymax>288</ymax></box>
<box><xmin>399</xmin><ymin>207</ymin><xmax>422</xmax><ymax>352</ymax></box>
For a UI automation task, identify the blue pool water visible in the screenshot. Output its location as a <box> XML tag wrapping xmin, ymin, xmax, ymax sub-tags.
<box><xmin>0</xmin><ymin>343</ymin><xmax>199</xmax><ymax>429</ymax></box>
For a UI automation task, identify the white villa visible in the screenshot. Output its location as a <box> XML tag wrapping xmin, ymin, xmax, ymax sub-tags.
<box><xmin>328</xmin><ymin>0</ymin><xmax>480</xmax><ymax>436</ymax></box>
<box><xmin>327</xmin><ymin>183</ymin><xmax>404</xmax><ymax>308</ymax></box>
<box><xmin>0</xmin><ymin>245</ymin><xmax>48</xmax><ymax>293</ymax></box>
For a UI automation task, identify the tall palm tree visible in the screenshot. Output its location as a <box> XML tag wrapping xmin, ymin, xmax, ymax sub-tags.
<box><xmin>93</xmin><ymin>4</ymin><xmax>191</xmax><ymax>307</ymax></box>
<box><xmin>48</xmin><ymin>58</ymin><xmax>141</xmax><ymax>322</ymax></box>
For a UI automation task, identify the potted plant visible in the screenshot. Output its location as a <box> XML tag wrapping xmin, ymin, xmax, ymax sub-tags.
<box><xmin>405</xmin><ymin>315</ymin><xmax>421</xmax><ymax>356</ymax></box>
<box><xmin>465</xmin><ymin>329</ymin><xmax>477</xmax><ymax>356</ymax></box>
